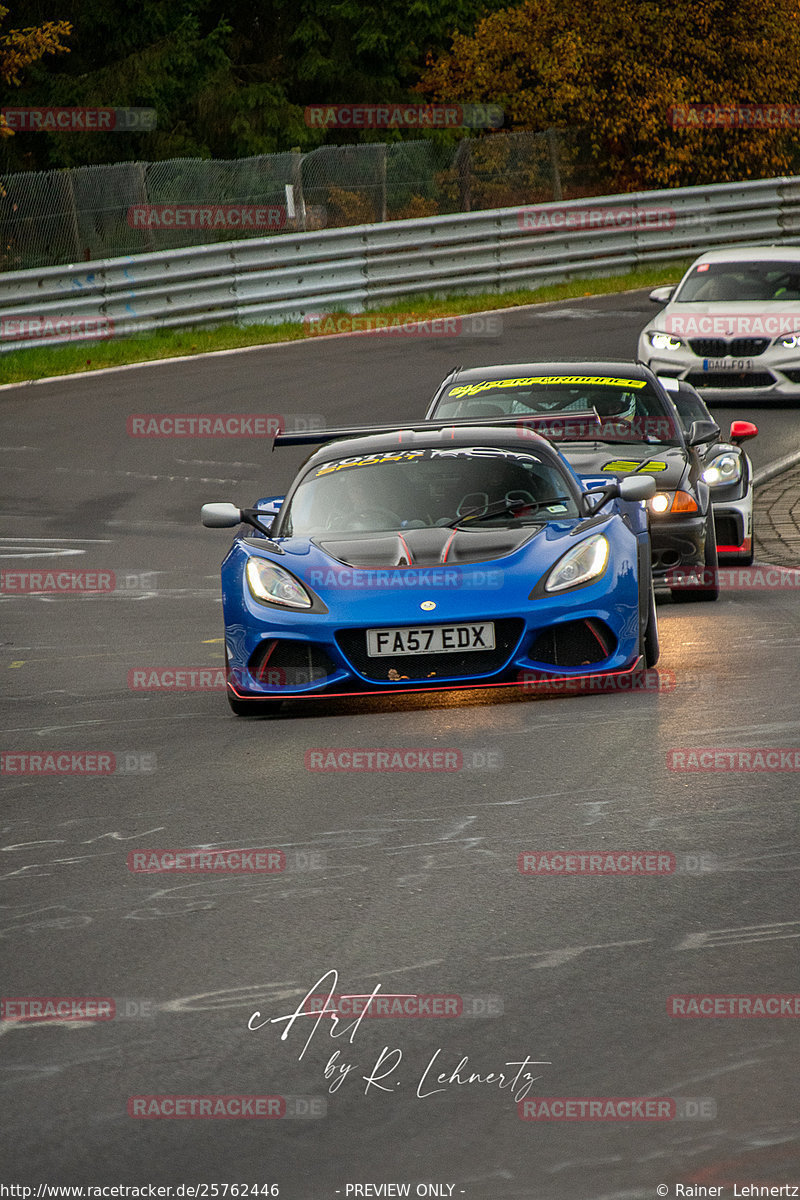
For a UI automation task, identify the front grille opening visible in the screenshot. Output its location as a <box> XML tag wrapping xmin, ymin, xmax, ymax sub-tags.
<box><xmin>248</xmin><ymin>640</ymin><xmax>336</xmax><ymax>688</ymax></box>
<box><xmin>714</xmin><ymin>513</ymin><xmax>744</xmax><ymax>546</ymax></box>
<box><xmin>686</xmin><ymin>371</ymin><xmax>774</xmax><ymax>389</ymax></box>
<box><xmin>528</xmin><ymin>619</ymin><xmax>616</xmax><ymax>668</ymax></box>
<box><xmin>689</xmin><ymin>338</ymin><xmax>769</xmax><ymax>357</ymax></box>
<box><xmin>782</xmin><ymin>369</ymin><xmax>800</xmax><ymax>383</ymax></box>
<box><xmin>336</xmin><ymin>618</ymin><xmax>525</xmax><ymax>683</ymax></box>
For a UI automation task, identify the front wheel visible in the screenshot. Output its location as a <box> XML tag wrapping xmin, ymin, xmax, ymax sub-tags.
<box><xmin>642</xmin><ymin>575</ymin><xmax>660</xmax><ymax>667</ymax></box>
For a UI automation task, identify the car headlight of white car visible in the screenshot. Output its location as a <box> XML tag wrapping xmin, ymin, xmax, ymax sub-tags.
<box><xmin>246</xmin><ymin>558</ymin><xmax>313</xmax><ymax>608</ymax></box>
<box><xmin>775</xmin><ymin>331</ymin><xmax>800</xmax><ymax>349</ymax></box>
<box><xmin>544</xmin><ymin>533</ymin><xmax>609</xmax><ymax>593</ymax></box>
<box><xmin>648</xmin><ymin>332</ymin><xmax>684</xmax><ymax>351</ymax></box>
<box><xmin>702</xmin><ymin>452</ymin><xmax>742</xmax><ymax>487</ymax></box>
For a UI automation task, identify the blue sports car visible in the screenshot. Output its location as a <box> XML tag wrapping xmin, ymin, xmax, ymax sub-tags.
<box><xmin>201</xmin><ymin>421</ymin><xmax>659</xmax><ymax>715</ymax></box>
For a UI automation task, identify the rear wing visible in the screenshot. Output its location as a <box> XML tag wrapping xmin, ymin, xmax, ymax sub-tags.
<box><xmin>272</xmin><ymin>412</ymin><xmax>603</xmax><ymax>448</ymax></box>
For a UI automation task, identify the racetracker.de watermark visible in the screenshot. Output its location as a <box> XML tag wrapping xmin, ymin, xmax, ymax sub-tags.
<box><xmin>0</xmin><ymin>315</ymin><xmax>113</xmax><ymax>343</ymax></box>
<box><xmin>1</xmin><ymin>106</ymin><xmax>156</xmax><ymax>132</ymax></box>
<box><xmin>302</xmin><ymin>313</ymin><xmax>502</xmax><ymax>338</ymax></box>
<box><xmin>666</xmin><ymin>988</ymin><xmax>800</xmax><ymax>1017</ymax></box>
<box><xmin>667</xmin><ymin>748</ymin><xmax>800</xmax><ymax>771</ymax></box>
<box><xmin>520</xmin><ymin>669</ymin><xmax>676</xmax><ymax>694</ymax></box>
<box><xmin>666</xmin><ymin>566</ymin><xmax>800</xmax><ymax>591</ymax></box>
<box><xmin>128</xmin><ymin>667</ymin><xmax>323</xmax><ymax>691</ymax></box>
<box><xmin>668</xmin><ymin>994</ymin><xmax>800</xmax><ymax>1017</ymax></box>
<box><xmin>1</xmin><ymin>997</ymin><xmax>114</xmax><ymax>1021</ymax></box>
<box><xmin>129</xmin><ymin>668</ymin><xmax>226</xmax><ymax>692</ymax></box>
<box><xmin>665</xmin><ymin>311</ymin><xmax>800</xmax><ymax>336</ymax></box>
<box><xmin>127</xmin><ymin>848</ymin><xmax>324</xmax><ymax>873</ymax></box>
<box><xmin>518</xmin><ymin>851</ymin><xmax>679</xmax><ymax>875</ymax></box>
<box><xmin>126</xmin><ymin>413</ymin><xmax>324</xmax><ymax>437</ymax></box>
<box><xmin>307</xmin><ymin>568</ymin><xmax>504</xmax><ymax>590</ymax></box>
<box><xmin>1</xmin><ymin>997</ymin><xmax>157</xmax><ymax>1021</ymax></box>
<box><xmin>668</xmin><ymin>103</ymin><xmax>800</xmax><ymax>129</ymax></box>
<box><xmin>127</xmin><ymin>849</ymin><xmax>286</xmax><ymax>873</ymax></box>
<box><xmin>304</xmin><ymin>103</ymin><xmax>503</xmax><ymax>129</ymax></box>
<box><xmin>127</xmin><ymin>205</ymin><xmax>286</xmax><ymax>230</ymax></box>
<box><xmin>520</xmin><ymin>850</ymin><xmax>718</xmax><ymax>875</ymax></box>
<box><xmin>517</xmin><ymin>205</ymin><xmax>675</xmax><ymax>232</ymax></box>
<box><xmin>517</xmin><ymin>415</ymin><xmax>673</xmax><ymax>441</ymax></box>
<box><xmin>302</xmin><ymin>993</ymin><xmax>503</xmax><ymax>1017</ymax></box>
<box><xmin>128</xmin><ymin>1095</ymin><xmax>326</xmax><ymax>1119</ymax></box>
<box><xmin>304</xmin><ymin>748</ymin><xmax>502</xmax><ymax>771</ymax></box>
<box><xmin>0</xmin><ymin>751</ymin><xmax>156</xmax><ymax>775</ymax></box>
<box><xmin>1</xmin><ymin>569</ymin><xmax>115</xmax><ymax>594</ymax></box>
<box><xmin>518</xmin><ymin>1096</ymin><xmax>716</xmax><ymax>1120</ymax></box>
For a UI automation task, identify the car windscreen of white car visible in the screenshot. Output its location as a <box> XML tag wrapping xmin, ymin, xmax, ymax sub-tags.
<box><xmin>675</xmin><ymin>262</ymin><xmax>800</xmax><ymax>303</ymax></box>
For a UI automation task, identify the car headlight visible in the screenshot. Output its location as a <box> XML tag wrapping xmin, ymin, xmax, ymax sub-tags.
<box><xmin>702</xmin><ymin>452</ymin><xmax>742</xmax><ymax>487</ymax></box>
<box><xmin>648</xmin><ymin>490</ymin><xmax>699</xmax><ymax>515</ymax></box>
<box><xmin>776</xmin><ymin>332</ymin><xmax>800</xmax><ymax>349</ymax></box>
<box><xmin>246</xmin><ymin>558</ymin><xmax>312</xmax><ymax>608</ymax></box>
<box><xmin>648</xmin><ymin>332</ymin><xmax>684</xmax><ymax>351</ymax></box>
<box><xmin>544</xmin><ymin>533</ymin><xmax>609</xmax><ymax>593</ymax></box>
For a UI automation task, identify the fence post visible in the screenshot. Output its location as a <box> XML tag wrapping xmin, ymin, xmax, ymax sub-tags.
<box><xmin>376</xmin><ymin>143</ymin><xmax>387</xmax><ymax>221</ymax></box>
<box><xmin>63</xmin><ymin>168</ymin><xmax>83</xmax><ymax>260</ymax></box>
<box><xmin>290</xmin><ymin>150</ymin><xmax>306</xmax><ymax>232</ymax></box>
<box><xmin>136</xmin><ymin>162</ymin><xmax>156</xmax><ymax>253</ymax></box>
<box><xmin>547</xmin><ymin>128</ymin><xmax>563</xmax><ymax>202</ymax></box>
<box><xmin>456</xmin><ymin>138</ymin><xmax>471</xmax><ymax>213</ymax></box>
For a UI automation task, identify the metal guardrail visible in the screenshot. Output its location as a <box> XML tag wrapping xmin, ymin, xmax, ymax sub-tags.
<box><xmin>2</xmin><ymin>175</ymin><xmax>800</xmax><ymax>353</ymax></box>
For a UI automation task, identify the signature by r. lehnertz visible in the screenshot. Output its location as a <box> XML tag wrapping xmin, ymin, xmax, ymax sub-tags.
<box><xmin>247</xmin><ymin>969</ymin><xmax>550</xmax><ymax>1101</ymax></box>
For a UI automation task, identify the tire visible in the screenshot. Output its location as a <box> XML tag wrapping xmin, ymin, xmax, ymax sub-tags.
<box><xmin>227</xmin><ymin>691</ymin><xmax>283</xmax><ymax>717</ymax></box>
<box><xmin>671</xmin><ymin>514</ymin><xmax>719</xmax><ymax>603</ymax></box>
<box><xmin>642</xmin><ymin>575</ymin><xmax>660</xmax><ymax>667</ymax></box>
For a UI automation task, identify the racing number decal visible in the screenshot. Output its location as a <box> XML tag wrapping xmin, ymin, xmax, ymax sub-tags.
<box><xmin>602</xmin><ymin>460</ymin><xmax>668</xmax><ymax>473</ymax></box>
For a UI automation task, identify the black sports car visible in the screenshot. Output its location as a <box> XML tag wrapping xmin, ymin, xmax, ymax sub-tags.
<box><xmin>426</xmin><ymin>361</ymin><xmax>721</xmax><ymax>601</ymax></box>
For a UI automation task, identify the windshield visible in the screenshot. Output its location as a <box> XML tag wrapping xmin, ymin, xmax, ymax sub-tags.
<box><xmin>278</xmin><ymin>446</ymin><xmax>580</xmax><ymax>536</ymax></box>
<box><xmin>675</xmin><ymin>261</ymin><xmax>800</xmax><ymax>303</ymax></box>
<box><xmin>670</xmin><ymin>389</ymin><xmax>711</xmax><ymax>432</ymax></box>
<box><xmin>431</xmin><ymin>373</ymin><xmax>682</xmax><ymax>445</ymax></box>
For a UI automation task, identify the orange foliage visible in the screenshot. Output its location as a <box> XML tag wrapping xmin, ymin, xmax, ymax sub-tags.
<box><xmin>417</xmin><ymin>0</ymin><xmax>800</xmax><ymax>189</ymax></box>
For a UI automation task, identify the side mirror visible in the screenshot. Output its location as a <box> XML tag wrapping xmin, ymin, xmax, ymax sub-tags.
<box><xmin>201</xmin><ymin>502</ymin><xmax>242</xmax><ymax>527</ymax></box>
<box><xmin>687</xmin><ymin>419</ymin><xmax>720</xmax><ymax>446</ymax></box>
<box><xmin>649</xmin><ymin>285</ymin><xmax>675</xmax><ymax>304</ymax></box>
<box><xmin>618</xmin><ymin>474</ymin><xmax>657</xmax><ymax>502</ymax></box>
<box><xmin>581</xmin><ymin>474</ymin><xmax>657</xmax><ymax>514</ymax></box>
<box><xmin>730</xmin><ymin>419</ymin><xmax>758</xmax><ymax>443</ymax></box>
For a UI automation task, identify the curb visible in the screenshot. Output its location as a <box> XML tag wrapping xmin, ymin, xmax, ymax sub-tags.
<box><xmin>753</xmin><ymin>448</ymin><xmax>800</xmax><ymax>487</ymax></box>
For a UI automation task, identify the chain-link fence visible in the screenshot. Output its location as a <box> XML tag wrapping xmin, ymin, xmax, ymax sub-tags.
<box><xmin>0</xmin><ymin>129</ymin><xmax>600</xmax><ymax>271</ymax></box>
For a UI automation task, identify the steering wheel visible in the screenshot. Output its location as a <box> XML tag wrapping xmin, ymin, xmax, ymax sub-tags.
<box><xmin>527</xmin><ymin>393</ymin><xmax>585</xmax><ymax>413</ymax></box>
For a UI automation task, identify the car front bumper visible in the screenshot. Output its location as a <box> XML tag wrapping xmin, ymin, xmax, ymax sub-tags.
<box><xmin>639</xmin><ymin>336</ymin><xmax>800</xmax><ymax>400</ymax></box>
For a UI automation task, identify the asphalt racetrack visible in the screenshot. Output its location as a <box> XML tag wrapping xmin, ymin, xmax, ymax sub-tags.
<box><xmin>2</xmin><ymin>289</ymin><xmax>800</xmax><ymax>1197</ymax></box>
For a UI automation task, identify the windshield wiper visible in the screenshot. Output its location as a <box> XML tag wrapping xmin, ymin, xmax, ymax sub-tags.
<box><xmin>448</xmin><ymin>497</ymin><xmax>569</xmax><ymax>527</ymax></box>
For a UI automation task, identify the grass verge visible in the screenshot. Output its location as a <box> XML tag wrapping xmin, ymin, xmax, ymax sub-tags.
<box><xmin>0</xmin><ymin>259</ymin><xmax>692</xmax><ymax>386</ymax></box>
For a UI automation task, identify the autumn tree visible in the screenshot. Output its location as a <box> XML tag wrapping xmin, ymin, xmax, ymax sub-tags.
<box><xmin>0</xmin><ymin>4</ymin><xmax>71</xmax><ymax>137</ymax></box>
<box><xmin>417</xmin><ymin>0</ymin><xmax>800</xmax><ymax>190</ymax></box>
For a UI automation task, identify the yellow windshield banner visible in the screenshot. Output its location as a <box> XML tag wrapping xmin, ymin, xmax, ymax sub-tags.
<box><xmin>448</xmin><ymin>376</ymin><xmax>648</xmax><ymax>397</ymax></box>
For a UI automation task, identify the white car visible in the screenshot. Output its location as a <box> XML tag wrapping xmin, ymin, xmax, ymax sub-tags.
<box><xmin>638</xmin><ymin>246</ymin><xmax>800</xmax><ymax>400</ymax></box>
